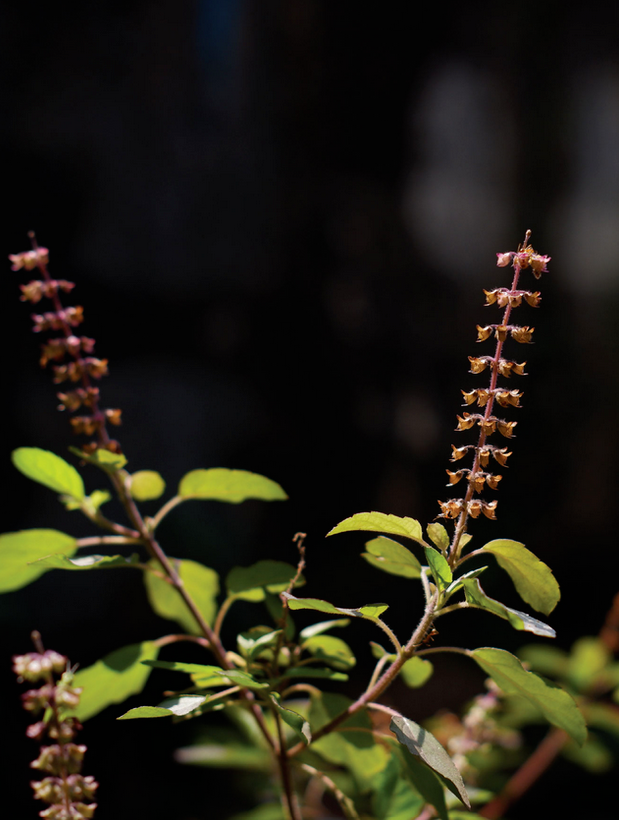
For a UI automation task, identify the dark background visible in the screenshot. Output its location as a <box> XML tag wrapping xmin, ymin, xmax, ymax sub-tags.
<box><xmin>2</xmin><ymin>2</ymin><xmax>619</xmax><ymax>818</ymax></box>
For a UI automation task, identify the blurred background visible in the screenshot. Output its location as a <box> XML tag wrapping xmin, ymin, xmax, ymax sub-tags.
<box><xmin>2</xmin><ymin>1</ymin><xmax>619</xmax><ymax>817</ymax></box>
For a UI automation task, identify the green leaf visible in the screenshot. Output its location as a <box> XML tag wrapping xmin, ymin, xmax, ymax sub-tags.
<box><xmin>362</xmin><ymin>536</ymin><xmax>422</xmax><ymax>578</ymax></box>
<box><xmin>567</xmin><ymin>637</ymin><xmax>612</xmax><ymax>693</ymax></box>
<box><xmin>129</xmin><ymin>470</ymin><xmax>166</xmax><ymax>501</ymax></box>
<box><xmin>175</xmin><ymin>741</ymin><xmax>273</xmax><ymax>772</ymax></box>
<box><xmin>226</xmin><ymin>560</ymin><xmax>302</xmax><ymax>601</ymax></box>
<box><xmin>470</xmin><ymin>647</ymin><xmax>587</xmax><ymax>745</ymax></box>
<box><xmin>462</xmin><ymin>579</ymin><xmax>556</xmax><ymax>638</ymax></box>
<box><xmin>270</xmin><ymin>667</ymin><xmax>349</xmax><ymax>684</ymax></box>
<box><xmin>372</xmin><ymin>755</ymin><xmax>425</xmax><ymax>820</ymax></box>
<box><xmin>424</xmin><ymin>546</ymin><xmax>452</xmax><ymax>591</ymax></box>
<box><xmin>118</xmin><ymin>694</ymin><xmax>208</xmax><ymax>720</ymax></box>
<box><xmin>327</xmin><ymin>511</ymin><xmax>425</xmax><ymax>544</ymax></box>
<box><xmin>228</xmin><ymin>803</ymin><xmax>285</xmax><ymax>820</ymax></box>
<box><xmin>69</xmin><ymin>446</ymin><xmax>128</xmax><ymax>473</ymax></box>
<box><xmin>178</xmin><ymin>468</ymin><xmax>287</xmax><ymax>503</ymax></box>
<box><xmin>34</xmin><ymin>553</ymin><xmax>140</xmax><ymax>570</ymax></box>
<box><xmin>310</xmin><ymin>692</ymin><xmax>389</xmax><ymax>786</ymax></box>
<box><xmin>303</xmin><ymin>635</ymin><xmax>356</xmax><ymax>671</ymax></box>
<box><xmin>62</xmin><ymin>489</ymin><xmax>111</xmax><ymax>513</ymax></box>
<box><xmin>0</xmin><ymin>529</ymin><xmax>77</xmax><ymax>592</ymax></box>
<box><xmin>518</xmin><ymin>644</ymin><xmax>569</xmax><ymax>678</ymax></box>
<box><xmin>390</xmin><ymin>715</ymin><xmax>470</xmax><ymax>808</ymax></box>
<box><xmin>427</xmin><ymin>523</ymin><xmax>450</xmax><ymax>552</ymax></box>
<box><xmin>71</xmin><ymin>641</ymin><xmax>159</xmax><ymax>721</ymax></box>
<box><xmin>402</xmin><ymin>753</ymin><xmax>449</xmax><ymax>820</ymax></box>
<box><xmin>142</xmin><ymin>659</ymin><xmax>268</xmax><ymax>690</ymax></box>
<box><xmin>562</xmin><ymin>733</ymin><xmax>614</xmax><ymax>773</ymax></box>
<box><xmin>282</xmin><ymin>593</ymin><xmax>388</xmax><ymax>621</ymax></box>
<box><xmin>401</xmin><ymin>657</ymin><xmax>434</xmax><ymax>688</ymax></box>
<box><xmin>299</xmin><ymin>619</ymin><xmax>350</xmax><ymax>641</ymax></box>
<box><xmin>237</xmin><ymin>628</ymin><xmax>282</xmax><ymax>661</ymax></box>
<box><xmin>117</xmin><ymin>706</ymin><xmax>175</xmax><ymax>719</ymax></box>
<box><xmin>480</xmin><ymin>539</ymin><xmax>560</xmax><ymax>615</ymax></box>
<box><xmin>444</xmin><ymin>566</ymin><xmax>487</xmax><ymax>599</ymax></box>
<box><xmin>144</xmin><ymin>559</ymin><xmax>219</xmax><ymax>635</ymax></box>
<box><xmin>12</xmin><ymin>447</ymin><xmax>85</xmax><ymax>499</ymax></box>
<box><xmin>270</xmin><ymin>695</ymin><xmax>311</xmax><ymax>743</ymax></box>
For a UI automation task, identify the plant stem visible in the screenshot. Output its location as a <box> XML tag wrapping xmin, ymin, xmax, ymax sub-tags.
<box><xmin>274</xmin><ymin>713</ymin><xmax>302</xmax><ymax>820</ymax></box>
<box><xmin>288</xmin><ymin>592</ymin><xmax>439</xmax><ymax>757</ymax></box>
<box><xmin>478</xmin><ymin>728</ymin><xmax>567</xmax><ymax>819</ymax></box>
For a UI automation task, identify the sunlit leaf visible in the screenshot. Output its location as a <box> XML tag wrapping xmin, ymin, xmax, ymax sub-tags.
<box><xmin>71</xmin><ymin>641</ymin><xmax>159</xmax><ymax>721</ymax></box>
<box><xmin>144</xmin><ymin>558</ymin><xmax>219</xmax><ymax>635</ymax></box>
<box><xmin>462</xmin><ymin>578</ymin><xmax>556</xmax><ymax>638</ymax></box>
<box><xmin>226</xmin><ymin>560</ymin><xmax>302</xmax><ymax>601</ymax></box>
<box><xmin>178</xmin><ymin>468</ymin><xmax>287</xmax><ymax>503</ymax></box>
<box><xmin>299</xmin><ymin>619</ymin><xmax>350</xmax><ymax>641</ymax></box>
<box><xmin>470</xmin><ymin>647</ymin><xmax>587</xmax><ymax>745</ymax></box>
<box><xmin>237</xmin><ymin>628</ymin><xmax>281</xmax><ymax>661</ymax></box>
<box><xmin>69</xmin><ymin>446</ymin><xmax>127</xmax><ymax>473</ymax></box>
<box><xmin>143</xmin><ymin>659</ymin><xmax>268</xmax><ymax>689</ymax></box>
<box><xmin>303</xmin><ymin>635</ymin><xmax>356</xmax><ymax>671</ymax></box>
<box><xmin>129</xmin><ymin>470</ymin><xmax>166</xmax><ymax>501</ymax></box>
<box><xmin>0</xmin><ymin>529</ymin><xmax>77</xmax><ymax>593</ymax></box>
<box><xmin>118</xmin><ymin>694</ymin><xmax>208</xmax><ymax>720</ymax></box>
<box><xmin>62</xmin><ymin>489</ymin><xmax>111</xmax><ymax>513</ymax></box>
<box><xmin>327</xmin><ymin>511</ymin><xmax>425</xmax><ymax>544</ymax></box>
<box><xmin>117</xmin><ymin>706</ymin><xmax>175</xmax><ymax>719</ymax></box>
<box><xmin>401</xmin><ymin>657</ymin><xmax>433</xmax><ymax>688</ymax></box>
<box><xmin>445</xmin><ymin>566</ymin><xmax>487</xmax><ymax>599</ymax></box>
<box><xmin>12</xmin><ymin>447</ymin><xmax>85</xmax><ymax>499</ymax></box>
<box><xmin>283</xmin><ymin>593</ymin><xmax>388</xmax><ymax>621</ymax></box>
<box><xmin>481</xmin><ymin>539</ymin><xmax>560</xmax><ymax>615</ymax></box>
<box><xmin>362</xmin><ymin>536</ymin><xmax>422</xmax><ymax>578</ymax></box>
<box><xmin>390</xmin><ymin>716</ymin><xmax>470</xmax><ymax>808</ymax></box>
<box><xmin>427</xmin><ymin>523</ymin><xmax>450</xmax><ymax>552</ymax></box>
<box><xmin>424</xmin><ymin>546</ymin><xmax>452</xmax><ymax>591</ymax></box>
<box><xmin>270</xmin><ymin>694</ymin><xmax>311</xmax><ymax>743</ymax></box>
<box><xmin>34</xmin><ymin>553</ymin><xmax>140</xmax><ymax>570</ymax></box>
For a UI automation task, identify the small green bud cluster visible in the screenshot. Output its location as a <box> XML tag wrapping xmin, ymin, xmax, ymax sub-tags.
<box><xmin>13</xmin><ymin>633</ymin><xmax>98</xmax><ymax>820</ymax></box>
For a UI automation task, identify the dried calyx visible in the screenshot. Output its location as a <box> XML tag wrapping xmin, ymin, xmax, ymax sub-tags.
<box><xmin>439</xmin><ymin>231</ymin><xmax>549</xmax><ymax>555</ymax></box>
<box><xmin>10</xmin><ymin>235</ymin><xmax>121</xmax><ymax>457</ymax></box>
<box><xmin>13</xmin><ymin>632</ymin><xmax>98</xmax><ymax>820</ymax></box>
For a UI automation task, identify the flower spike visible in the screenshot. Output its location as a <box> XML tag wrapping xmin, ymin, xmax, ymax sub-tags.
<box><xmin>440</xmin><ymin>231</ymin><xmax>548</xmax><ymax>562</ymax></box>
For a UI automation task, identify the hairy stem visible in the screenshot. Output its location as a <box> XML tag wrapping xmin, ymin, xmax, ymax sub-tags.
<box><xmin>288</xmin><ymin>592</ymin><xmax>439</xmax><ymax>757</ymax></box>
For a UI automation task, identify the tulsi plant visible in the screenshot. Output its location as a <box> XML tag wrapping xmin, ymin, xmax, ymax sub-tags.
<box><xmin>7</xmin><ymin>230</ymin><xmax>616</xmax><ymax>820</ymax></box>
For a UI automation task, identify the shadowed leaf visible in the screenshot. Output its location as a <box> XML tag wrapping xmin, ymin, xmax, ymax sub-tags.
<box><xmin>462</xmin><ymin>579</ymin><xmax>556</xmax><ymax>637</ymax></box>
<box><xmin>390</xmin><ymin>715</ymin><xmax>470</xmax><ymax>808</ymax></box>
<box><xmin>0</xmin><ymin>529</ymin><xmax>77</xmax><ymax>592</ymax></box>
<box><xmin>470</xmin><ymin>647</ymin><xmax>587</xmax><ymax>745</ymax></box>
<box><xmin>71</xmin><ymin>641</ymin><xmax>160</xmax><ymax>721</ymax></box>
<box><xmin>144</xmin><ymin>558</ymin><xmax>219</xmax><ymax>634</ymax></box>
